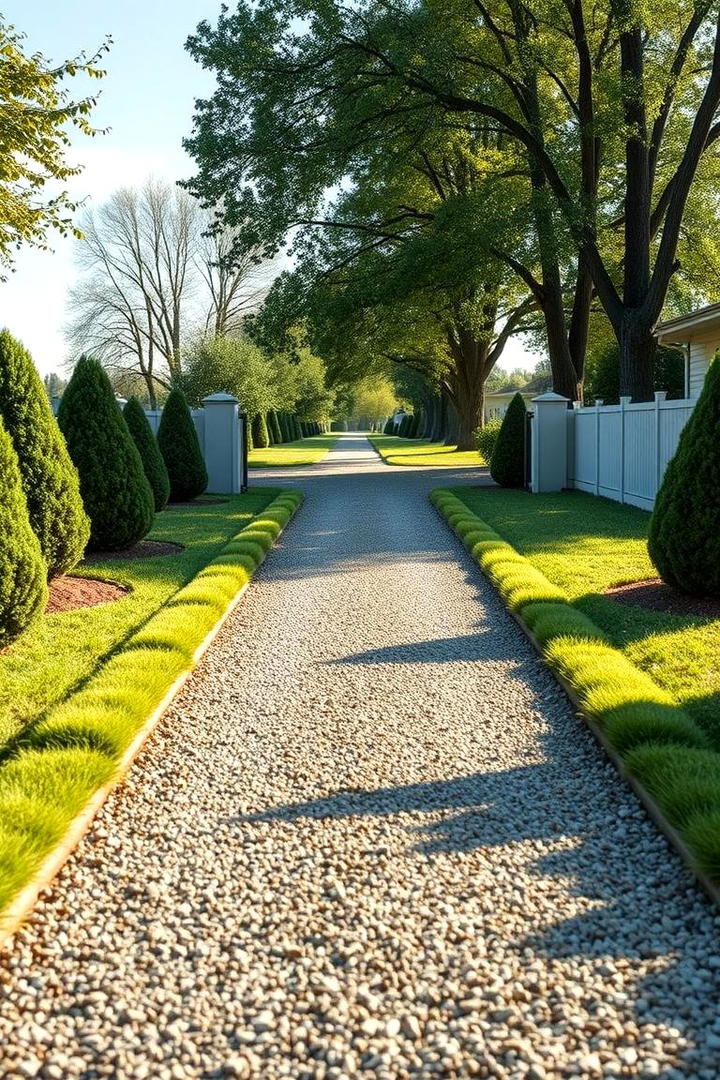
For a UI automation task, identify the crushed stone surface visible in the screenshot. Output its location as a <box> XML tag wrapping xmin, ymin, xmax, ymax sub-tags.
<box><xmin>1</xmin><ymin>435</ymin><xmax>719</xmax><ymax>1080</ymax></box>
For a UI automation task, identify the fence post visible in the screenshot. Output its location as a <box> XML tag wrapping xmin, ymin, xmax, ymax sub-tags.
<box><xmin>619</xmin><ymin>395</ymin><xmax>631</xmax><ymax>504</ymax></box>
<box><xmin>530</xmin><ymin>392</ymin><xmax>570</xmax><ymax>493</ymax></box>
<box><xmin>594</xmin><ymin>399</ymin><xmax>603</xmax><ymax>496</ymax></box>
<box><xmin>202</xmin><ymin>392</ymin><xmax>242</xmax><ymax>494</ymax></box>
<box><xmin>654</xmin><ymin>390</ymin><xmax>667</xmax><ymax>499</ymax></box>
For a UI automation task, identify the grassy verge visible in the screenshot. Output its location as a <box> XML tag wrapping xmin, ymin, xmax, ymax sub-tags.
<box><xmin>0</xmin><ymin>488</ymin><xmax>303</xmax><ymax>916</ymax></box>
<box><xmin>368</xmin><ymin>434</ymin><xmax>486</xmax><ymax>467</ymax></box>
<box><xmin>431</xmin><ymin>487</ymin><xmax>720</xmax><ymax>879</ymax></box>
<box><xmin>248</xmin><ymin>434</ymin><xmax>339</xmax><ymax>468</ymax></box>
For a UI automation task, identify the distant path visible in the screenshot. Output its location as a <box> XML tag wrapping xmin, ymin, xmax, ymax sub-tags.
<box><xmin>1</xmin><ymin>434</ymin><xmax>718</xmax><ymax>1080</ymax></box>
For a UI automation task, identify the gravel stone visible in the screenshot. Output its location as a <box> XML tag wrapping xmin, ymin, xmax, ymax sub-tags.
<box><xmin>1</xmin><ymin>435</ymin><xmax>719</xmax><ymax>1079</ymax></box>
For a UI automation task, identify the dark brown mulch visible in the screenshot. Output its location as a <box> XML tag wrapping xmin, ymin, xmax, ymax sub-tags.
<box><xmin>163</xmin><ymin>498</ymin><xmax>229</xmax><ymax>509</ymax></box>
<box><xmin>83</xmin><ymin>539</ymin><xmax>184</xmax><ymax>563</ymax></box>
<box><xmin>46</xmin><ymin>575</ymin><xmax>129</xmax><ymax>614</ymax></box>
<box><xmin>605</xmin><ymin>578</ymin><xmax>720</xmax><ymax>619</ymax></box>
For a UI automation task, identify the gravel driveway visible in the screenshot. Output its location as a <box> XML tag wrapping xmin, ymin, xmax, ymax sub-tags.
<box><xmin>1</xmin><ymin>434</ymin><xmax>719</xmax><ymax>1080</ymax></box>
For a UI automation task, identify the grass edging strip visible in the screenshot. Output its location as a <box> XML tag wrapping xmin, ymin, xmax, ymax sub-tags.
<box><xmin>0</xmin><ymin>488</ymin><xmax>303</xmax><ymax>948</ymax></box>
<box><xmin>431</xmin><ymin>486</ymin><xmax>720</xmax><ymax>904</ymax></box>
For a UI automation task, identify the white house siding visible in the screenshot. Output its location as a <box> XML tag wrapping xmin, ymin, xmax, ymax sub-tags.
<box><xmin>688</xmin><ymin>332</ymin><xmax>718</xmax><ymax>398</ymax></box>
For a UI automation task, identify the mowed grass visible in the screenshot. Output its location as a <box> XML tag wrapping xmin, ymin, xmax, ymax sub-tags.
<box><xmin>369</xmin><ymin>434</ymin><xmax>486</xmax><ymax>467</ymax></box>
<box><xmin>0</xmin><ymin>490</ymin><xmax>277</xmax><ymax>754</ymax></box>
<box><xmin>453</xmin><ymin>487</ymin><xmax>720</xmax><ymax>747</ymax></box>
<box><xmin>248</xmin><ymin>434</ymin><xmax>339</xmax><ymax>468</ymax></box>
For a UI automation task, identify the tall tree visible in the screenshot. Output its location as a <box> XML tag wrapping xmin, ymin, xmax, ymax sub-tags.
<box><xmin>0</xmin><ymin>17</ymin><xmax>109</xmax><ymax>270</ymax></box>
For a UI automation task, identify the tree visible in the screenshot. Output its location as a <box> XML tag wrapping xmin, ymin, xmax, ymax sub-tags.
<box><xmin>251</xmin><ymin>412</ymin><xmax>270</xmax><ymax>449</ymax></box>
<box><xmin>182</xmin><ymin>334</ymin><xmax>288</xmax><ymax>418</ymax></box>
<box><xmin>0</xmin><ymin>416</ymin><xmax>47</xmax><ymax>647</ymax></box>
<box><xmin>352</xmin><ymin>377</ymin><xmax>397</xmax><ymax>428</ymax></box>
<box><xmin>122</xmin><ymin>397</ymin><xmax>170</xmax><ymax>511</ymax></box>
<box><xmin>157</xmin><ymin>389</ymin><xmax>208</xmax><ymax>501</ymax></box>
<box><xmin>0</xmin><ymin>330</ymin><xmax>89</xmax><ymax>577</ymax></box>
<box><xmin>0</xmin><ymin>18</ymin><xmax>109</xmax><ymax>271</ymax></box>
<box><xmin>586</xmin><ymin>344</ymin><xmax>686</xmax><ymax>405</ymax></box>
<box><xmin>58</xmin><ymin>356</ymin><xmax>154</xmax><ymax>551</ymax></box>
<box><xmin>185</xmin><ymin>2</ymin><xmax>720</xmax><ymax>402</ymax></box>
<box><xmin>67</xmin><ymin>182</ymin><xmax>276</xmax><ymax>407</ymax></box>
<box><xmin>648</xmin><ymin>354</ymin><xmax>720</xmax><ymax>596</ymax></box>
<box><xmin>490</xmin><ymin>392</ymin><xmax>527</xmax><ymax>488</ymax></box>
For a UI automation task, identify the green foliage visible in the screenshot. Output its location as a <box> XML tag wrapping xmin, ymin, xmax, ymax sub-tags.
<box><xmin>0</xmin><ymin>330</ymin><xmax>89</xmax><ymax>577</ymax></box>
<box><xmin>0</xmin><ymin>417</ymin><xmax>47</xmax><ymax>647</ymax></box>
<box><xmin>252</xmin><ymin>412</ymin><xmax>270</xmax><ymax>449</ymax></box>
<box><xmin>182</xmin><ymin>335</ymin><xmax>280</xmax><ymax>415</ymax></box>
<box><xmin>157</xmin><ymin>389</ymin><xmax>208</xmax><ymax>502</ymax></box>
<box><xmin>0</xmin><ymin>20</ymin><xmax>109</xmax><ymax>271</ymax></box>
<box><xmin>649</xmin><ymin>353</ymin><xmax>720</xmax><ymax>595</ymax></box>
<box><xmin>58</xmin><ymin>356</ymin><xmax>154</xmax><ymax>552</ymax></box>
<box><xmin>122</xmin><ymin>396</ymin><xmax>170</xmax><ymax>512</ymax></box>
<box><xmin>586</xmin><ymin>343</ymin><xmax>686</xmax><ymax>404</ymax></box>
<box><xmin>473</xmin><ymin>417</ymin><xmax>502</xmax><ymax>463</ymax></box>
<box><xmin>267</xmin><ymin>409</ymin><xmax>282</xmax><ymax>444</ymax></box>
<box><xmin>490</xmin><ymin>393</ymin><xmax>527</xmax><ymax>488</ymax></box>
<box><xmin>0</xmin><ymin>489</ymin><xmax>302</xmax><ymax>912</ymax></box>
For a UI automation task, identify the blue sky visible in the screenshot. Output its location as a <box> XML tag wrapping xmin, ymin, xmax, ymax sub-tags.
<box><xmin>0</xmin><ymin>1</ymin><xmax>530</xmax><ymax>376</ymax></box>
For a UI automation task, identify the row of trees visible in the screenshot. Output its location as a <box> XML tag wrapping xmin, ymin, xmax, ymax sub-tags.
<box><xmin>182</xmin><ymin>0</ymin><xmax>720</xmax><ymax>448</ymax></box>
<box><xmin>0</xmin><ymin>328</ymin><xmax>210</xmax><ymax>649</ymax></box>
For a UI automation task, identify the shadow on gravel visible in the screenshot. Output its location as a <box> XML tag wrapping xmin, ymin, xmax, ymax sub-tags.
<box><xmin>322</xmin><ymin>629</ymin><xmax>540</xmax><ymax>665</ymax></box>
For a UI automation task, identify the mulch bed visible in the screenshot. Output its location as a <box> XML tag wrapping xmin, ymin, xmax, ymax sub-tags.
<box><xmin>605</xmin><ymin>578</ymin><xmax>720</xmax><ymax>619</ymax></box>
<box><xmin>47</xmin><ymin>575</ymin><xmax>129</xmax><ymax>614</ymax></box>
<box><xmin>163</xmin><ymin>498</ymin><xmax>228</xmax><ymax>509</ymax></box>
<box><xmin>83</xmin><ymin>540</ymin><xmax>184</xmax><ymax>563</ymax></box>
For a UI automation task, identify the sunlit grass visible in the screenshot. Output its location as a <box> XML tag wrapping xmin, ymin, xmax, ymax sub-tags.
<box><xmin>0</xmin><ymin>490</ymin><xmax>278</xmax><ymax>752</ymax></box>
<box><xmin>0</xmin><ymin>489</ymin><xmax>303</xmax><ymax>914</ymax></box>
<box><xmin>248</xmin><ymin>434</ymin><xmax>339</xmax><ymax>467</ymax></box>
<box><xmin>450</xmin><ymin>486</ymin><xmax>720</xmax><ymax>747</ymax></box>
<box><xmin>369</xmin><ymin>434</ymin><xmax>486</xmax><ymax>467</ymax></box>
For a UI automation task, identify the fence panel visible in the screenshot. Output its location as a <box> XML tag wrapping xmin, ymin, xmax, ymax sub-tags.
<box><xmin>568</xmin><ymin>395</ymin><xmax>695</xmax><ymax>511</ymax></box>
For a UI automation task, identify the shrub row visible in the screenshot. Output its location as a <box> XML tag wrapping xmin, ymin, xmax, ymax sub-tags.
<box><xmin>250</xmin><ymin>412</ymin><xmax>328</xmax><ymax>449</ymax></box>
<box><xmin>431</xmin><ymin>487</ymin><xmax>720</xmax><ymax>879</ymax></box>
<box><xmin>0</xmin><ymin>488</ymin><xmax>303</xmax><ymax>915</ymax></box>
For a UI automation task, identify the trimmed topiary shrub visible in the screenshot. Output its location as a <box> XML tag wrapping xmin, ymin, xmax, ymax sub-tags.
<box><xmin>269</xmin><ymin>410</ymin><xmax>282</xmax><ymax>444</ymax></box>
<box><xmin>648</xmin><ymin>353</ymin><xmax>720</xmax><ymax>595</ymax></box>
<box><xmin>58</xmin><ymin>356</ymin><xmax>155</xmax><ymax>551</ymax></box>
<box><xmin>0</xmin><ymin>329</ymin><xmax>89</xmax><ymax>578</ymax></box>
<box><xmin>278</xmin><ymin>412</ymin><xmax>291</xmax><ymax>442</ymax></box>
<box><xmin>383</xmin><ymin>417</ymin><xmax>395</xmax><ymax>434</ymax></box>
<box><xmin>157</xmin><ymin>388</ymin><xmax>208</xmax><ymax>502</ymax></box>
<box><xmin>490</xmin><ymin>392</ymin><xmax>527</xmax><ymax>488</ymax></box>
<box><xmin>474</xmin><ymin>417</ymin><xmax>502</xmax><ymax>464</ymax></box>
<box><xmin>123</xmin><ymin>397</ymin><xmax>170</xmax><ymax>512</ymax></box>
<box><xmin>0</xmin><ymin>416</ymin><xmax>47</xmax><ymax>646</ymax></box>
<box><xmin>252</xmin><ymin>412</ymin><xmax>270</xmax><ymax>449</ymax></box>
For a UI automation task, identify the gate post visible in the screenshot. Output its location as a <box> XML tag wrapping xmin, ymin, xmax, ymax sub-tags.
<box><xmin>202</xmin><ymin>392</ymin><xmax>242</xmax><ymax>494</ymax></box>
<box><xmin>530</xmin><ymin>392</ymin><xmax>570</xmax><ymax>493</ymax></box>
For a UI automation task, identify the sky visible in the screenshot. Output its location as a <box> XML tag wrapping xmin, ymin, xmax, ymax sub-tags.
<box><xmin>0</xmin><ymin>1</ymin><xmax>531</xmax><ymax>378</ymax></box>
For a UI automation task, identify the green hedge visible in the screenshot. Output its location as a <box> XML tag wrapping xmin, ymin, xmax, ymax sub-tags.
<box><xmin>58</xmin><ymin>357</ymin><xmax>154</xmax><ymax>552</ymax></box>
<box><xmin>157</xmin><ymin>389</ymin><xmax>208</xmax><ymax>502</ymax></box>
<box><xmin>0</xmin><ymin>417</ymin><xmax>47</xmax><ymax>648</ymax></box>
<box><xmin>123</xmin><ymin>397</ymin><xmax>170</xmax><ymax>512</ymax></box>
<box><xmin>0</xmin><ymin>330</ymin><xmax>89</xmax><ymax>577</ymax></box>
<box><xmin>431</xmin><ymin>486</ymin><xmax>720</xmax><ymax>880</ymax></box>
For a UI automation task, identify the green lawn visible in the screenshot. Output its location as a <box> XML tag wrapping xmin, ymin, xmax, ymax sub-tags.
<box><xmin>0</xmin><ymin>490</ymin><xmax>276</xmax><ymax>754</ymax></box>
<box><xmin>453</xmin><ymin>486</ymin><xmax>720</xmax><ymax>747</ymax></box>
<box><xmin>369</xmin><ymin>434</ymin><xmax>486</xmax><ymax>467</ymax></box>
<box><xmin>249</xmin><ymin>434</ymin><xmax>339</xmax><ymax>467</ymax></box>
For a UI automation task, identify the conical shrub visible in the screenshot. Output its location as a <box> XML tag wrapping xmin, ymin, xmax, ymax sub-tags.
<box><xmin>0</xmin><ymin>330</ymin><xmax>89</xmax><ymax>577</ymax></box>
<box><xmin>268</xmin><ymin>410</ymin><xmax>282</xmax><ymax>444</ymax></box>
<box><xmin>123</xmin><ymin>397</ymin><xmax>170</xmax><ymax>511</ymax></box>
<box><xmin>490</xmin><ymin>392</ymin><xmax>527</xmax><ymax>488</ymax></box>
<box><xmin>251</xmin><ymin>412</ymin><xmax>270</xmax><ymax>449</ymax></box>
<box><xmin>157</xmin><ymin>389</ymin><xmax>208</xmax><ymax>502</ymax></box>
<box><xmin>0</xmin><ymin>416</ymin><xmax>47</xmax><ymax>647</ymax></box>
<box><xmin>58</xmin><ymin>356</ymin><xmax>154</xmax><ymax>551</ymax></box>
<box><xmin>649</xmin><ymin>353</ymin><xmax>720</xmax><ymax>595</ymax></box>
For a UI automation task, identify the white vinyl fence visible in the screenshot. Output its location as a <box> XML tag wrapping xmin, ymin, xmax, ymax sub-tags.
<box><xmin>566</xmin><ymin>393</ymin><xmax>696</xmax><ymax>511</ymax></box>
<box><xmin>52</xmin><ymin>391</ymin><xmax>247</xmax><ymax>494</ymax></box>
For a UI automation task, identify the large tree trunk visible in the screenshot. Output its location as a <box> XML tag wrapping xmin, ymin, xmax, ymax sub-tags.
<box><xmin>619</xmin><ymin>312</ymin><xmax>656</xmax><ymax>400</ymax></box>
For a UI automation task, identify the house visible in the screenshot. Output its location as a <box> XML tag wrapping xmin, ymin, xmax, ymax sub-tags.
<box><xmin>656</xmin><ymin>302</ymin><xmax>720</xmax><ymax>398</ymax></box>
<box><xmin>484</xmin><ymin>373</ymin><xmax>551</xmax><ymax>422</ymax></box>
